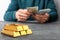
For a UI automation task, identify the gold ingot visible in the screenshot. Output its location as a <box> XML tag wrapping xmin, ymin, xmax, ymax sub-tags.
<box><xmin>1</xmin><ymin>29</ymin><xmax>20</xmax><ymax>37</ymax></box>
<box><xmin>26</xmin><ymin>29</ymin><xmax>32</xmax><ymax>34</ymax></box>
<box><xmin>4</xmin><ymin>24</ymin><xmax>23</xmax><ymax>31</ymax></box>
<box><xmin>23</xmin><ymin>25</ymin><xmax>29</xmax><ymax>30</ymax></box>
<box><xmin>20</xmin><ymin>31</ymin><xmax>26</xmax><ymax>35</ymax></box>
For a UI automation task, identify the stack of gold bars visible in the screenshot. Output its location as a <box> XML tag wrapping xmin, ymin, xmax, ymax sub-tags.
<box><xmin>1</xmin><ymin>24</ymin><xmax>32</xmax><ymax>37</ymax></box>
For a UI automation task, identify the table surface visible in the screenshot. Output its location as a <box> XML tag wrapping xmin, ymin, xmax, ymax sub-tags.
<box><xmin>0</xmin><ymin>21</ymin><xmax>60</xmax><ymax>40</ymax></box>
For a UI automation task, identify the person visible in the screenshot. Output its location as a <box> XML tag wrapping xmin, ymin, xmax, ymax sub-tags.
<box><xmin>4</xmin><ymin>0</ymin><xmax>58</xmax><ymax>23</ymax></box>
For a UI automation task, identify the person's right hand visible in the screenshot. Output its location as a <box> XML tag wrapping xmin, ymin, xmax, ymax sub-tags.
<box><xmin>16</xmin><ymin>9</ymin><xmax>31</xmax><ymax>22</ymax></box>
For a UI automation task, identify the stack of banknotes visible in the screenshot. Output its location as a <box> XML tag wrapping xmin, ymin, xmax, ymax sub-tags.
<box><xmin>27</xmin><ymin>6</ymin><xmax>51</xmax><ymax>15</ymax></box>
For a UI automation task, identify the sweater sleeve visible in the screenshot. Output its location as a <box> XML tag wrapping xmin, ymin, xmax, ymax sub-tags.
<box><xmin>4</xmin><ymin>0</ymin><xmax>19</xmax><ymax>21</ymax></box>
<box><xmin>45</xmin><ymin>0</ymin><xmax>58</xmax><ymax>22</ymax></box>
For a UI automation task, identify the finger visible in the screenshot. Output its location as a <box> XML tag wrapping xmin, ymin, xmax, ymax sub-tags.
<box><xmin>18</xmin><ymin>10</ymin><xmax>30</xmax><ymax>17</ymax></box>
<box><xmin>33</xmin><ymin>14</ymin><xmax>46</xmax><ymax>23</ymax></box>
<box><xmin>42</xmin><ymin>15</ymin><xmax>49</xmax><ymax>19</ymax></box>
<box><xmin>18</xmin><ymin>14</ymin><xmax>29</xmax><ymax>20</ymax></box>
<box><xmin>17</xmin><ymin>18</ymin><xmax>26</xmax><ymax>22</ymax></box>
<box><xmin>19</xmin><ymin>13</ymin><xmax>28</xmax><ymax>17</ymax></box>
<box><xmin>39</xmin><ymin>19</ymin><xmax>46</xmax><ymax>23</ymax></box>
<box><xmin>19</xmin><ymin>15</ymin><xmax>28</xmax><ymax>18</ymax></box>
<box><xmin>36</xmin><ymin>14</ymin><xmax>43</xmax><ymax>18</ymax></box>
<box><xmin>17</xmin><ymin>18</ymin><xmax>25</xmax><ymax>22</ymax></box>
<box><xmin>34</xmin><ymin>14</ymin><xmax>42</xmax><ymax>21</ymax></box>
<box><xmin>23</xmin><ymin>9</ymin><xmax>27</xmax><ymax>13</ymax></box>
<box><xmin>35</xmin><ymin>16</ymin><xmax>41</xmax><ymax>21</ymax></box>
<box><xmin>18</xmin><ymin>19</ymin><xmax>26</xmax><ymax>22</ymax></box>
<box><xmin>18</xmin><ymin>9</ymin><xmax>31</xmax><ymax>16</ymax></box>
<box><xmin>24</xmin><ymin>9</ymin><xmax>31</xmax><ymax>15</ymax></box>
<box><xmin>45</xmin><ymin>13</ymin><xmax>49</xmax><ymax>17</ymax></box>
<box><xmin>40</xmin><ymin>18</ymin><xmax>48</xmax><ymax>23</ymax></box>
<box><xmin>17</xmin><ymin>19</ymin><xmax>21</xmax><ymax>21</ymax></box>
<box><xmin>18</xmin><ymin>9</ymin><xmax>24</xmax><ymax>12</ymax></box>
<box><xmin>35</xmin><ymin>14</ymin><xmax>46</xmax><ymax>20</ymax></box>
<box><xmin>20</xmin><ymin>19</ymin><xmax>26</xmax><ymax>21</ymax></box>
<box><xmin>17</xmin><ymin>16</ymin><xmax>27</xmax><ymax>21</ymax></box>
<box><xmin>20</xmin><ymin>9</ymin><xmax>30</xmax><ymax>15</ymax></box>
<box><xmin>19</xmin><ymin>15</ymin><xmax>29</xmax><ymax>20</ymax></box>
<box><xmin>35</xmin><ymin>14</ymin><xmax>48</xmax><ymax>23</ymax></box>
<box><xmin>41</xmin><ymin>20</ymin><xmax>46</xmax><ymax>23</ymax></box>
<box><xmin>18</xmin><ymin>9</ymin><xmax>27</xmax><ymax>14</ymax></box>
<box><xmin>43</xmin><ymin>15</ymin><xmax>49</xmax><ymax>20</ymax></box>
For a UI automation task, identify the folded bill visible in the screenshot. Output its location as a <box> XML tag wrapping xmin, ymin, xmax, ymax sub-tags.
<box><xmin>27</xmin><ymin>6</ymin><xmax>38</xmax><ymax>14</ymax></box>
<box><xmin>27</xmin><ymin>6</ymin><xmax>51</xmax><ymax>15</ymax></box>
<box><xmin>39</xmin><ymin>8</ymin><xmax>51</xmax><ymax>14</ymax></box>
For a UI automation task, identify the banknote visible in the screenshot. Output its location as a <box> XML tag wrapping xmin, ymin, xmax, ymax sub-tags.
<box><xmin>27</xmin><ymin>6</ymin><xmax>51</xmax><ymax>15</ymax></box>
<box><xmin>27</xmin><ymin>6</ymin><xmax>38</xmax><ymax>14</ymax></box>
<box><xmin>39</xmin><ymin>9</ymin><xmax>51</xmax><ymax>15</ymax></box>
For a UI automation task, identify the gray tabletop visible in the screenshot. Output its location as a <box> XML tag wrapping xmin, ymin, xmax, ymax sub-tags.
<box><xmin>0</xmin><ymin>21</ymin><xmax>60</xmax><ymax>40</ymax></box>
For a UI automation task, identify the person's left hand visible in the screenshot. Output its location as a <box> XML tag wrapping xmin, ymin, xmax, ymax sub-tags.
<box><xmin>32</xmin><ymin>13</ymin><xmax>49</xmax><ymax>23</ymax></box>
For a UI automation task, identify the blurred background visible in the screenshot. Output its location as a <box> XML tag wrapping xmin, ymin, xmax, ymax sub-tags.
<box><xmin>0</xmin><ymin>0</ymin><xmax>60</xmax><ymax>21</ymax></box>
<box><xmin>0</xmin><ymin>0</ymin><xmax>10</xmax><ymax>21</ymax></box>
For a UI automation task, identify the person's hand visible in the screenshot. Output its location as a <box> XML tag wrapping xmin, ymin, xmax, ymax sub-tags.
<box><xmin>16</xmin><ymin>9</ymin><xmax>31</xmax><ymax>22</ymax></box>
<box><xmin>32</xmin><ymin>13</ymin><xmax>49</xmax><ymax>23</ymax></box>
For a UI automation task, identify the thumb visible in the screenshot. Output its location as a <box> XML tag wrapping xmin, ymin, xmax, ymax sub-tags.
<box><xmin>45</xmin><ymin>13</ymin><xmax>49</xmax><ymax>17</ymax></box>
<box><xmin>23</xmin><ymin>9</ymin><xmax>27</xmax><ymax>12</ymax></box>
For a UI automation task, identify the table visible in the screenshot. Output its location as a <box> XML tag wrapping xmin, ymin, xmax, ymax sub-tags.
<box><xmin>0</xmin><ymin>21</ymin><xmax>60</xmax><ymax>40</ymax></box>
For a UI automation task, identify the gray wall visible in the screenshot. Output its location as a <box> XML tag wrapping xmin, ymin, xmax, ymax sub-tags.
<box><xmin>54</xmin><ymin>0</ymin><xmax>60</xmax><ymax>20</ymax></box>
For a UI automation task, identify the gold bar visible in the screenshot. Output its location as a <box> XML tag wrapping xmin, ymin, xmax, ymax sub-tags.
<box><xmin>20</xmin><ymin>31</ymin><xmax>26</xmax><ymax>35</ymax></box>
<box><xmin>4</xmin><ymin>24</ymin><xmax>23</xmax><ymax>31</ymax></box>
<box><xmin>22</xmin><ymin>25</ymin><xmax>29</xmax><ymax>30</ymax></box>
<box><xmin>26</xmin><ymin>29</ymin><xmax>32</xmax><ymax>35</ymax></box>
<box><xmin>1</xmin><ymin>29</ymin><xmax>20</xmax><ymax>37</ymax></box>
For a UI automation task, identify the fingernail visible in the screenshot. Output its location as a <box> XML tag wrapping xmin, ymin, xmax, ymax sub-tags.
<box><xmin>18</xmin><ymin>19</ymin><xmax>21</xmax><ymax>21</ymax></box>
